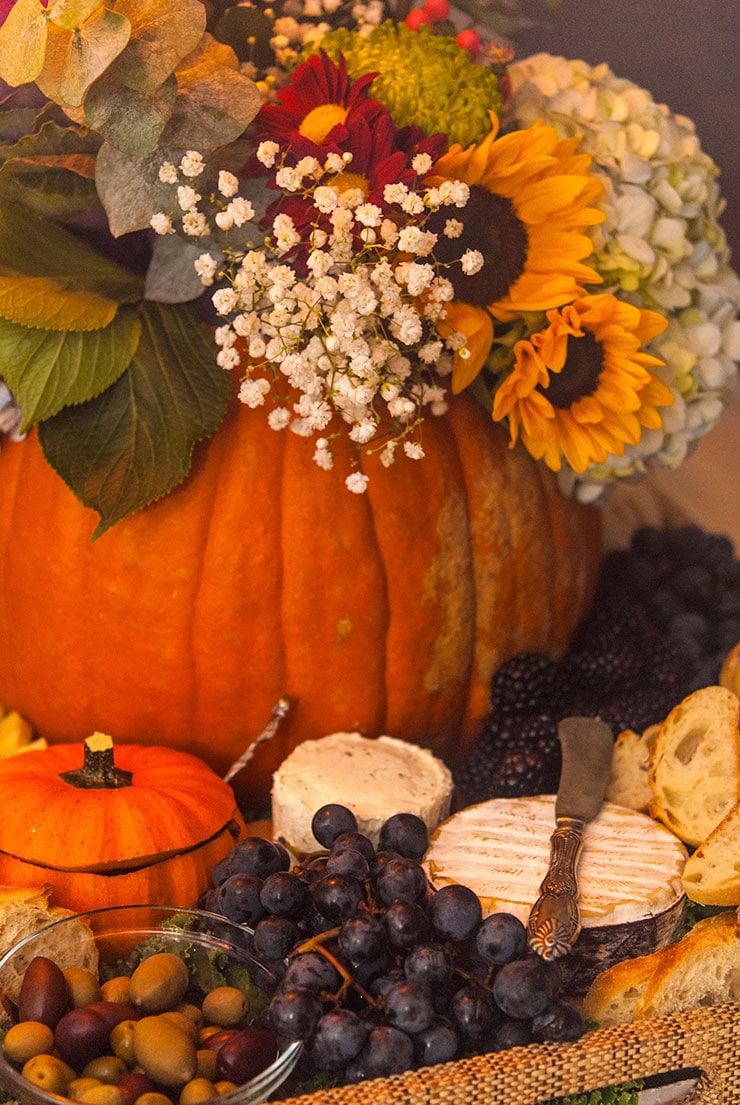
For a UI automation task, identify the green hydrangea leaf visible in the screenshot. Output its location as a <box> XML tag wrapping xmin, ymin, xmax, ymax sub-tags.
<box><xmin>159</xmin><ymin>34</ymin><xmax>262</xmax><ymax>150</ymax></box>
<box><xmin>0</xmin><ymin>203</ymin><xmax>144</xmax><ymax>303</ymax></box>
<box><xmin>0</xmin><ymin>308</ymin><xmax>141</xmax><ymax>428</ymax></box>
<box><xmin>0</xmin><ymin>0</ymin><xmax>50</xmax><ymax>88</ymax></box>
<box><xmin>144</xmin><ymin>233</ymin><xmax>215</xmax><ymax>304</ymax></box>
<box><xmin>106</xmin><ymin>0</ymin><xmax>206</xmax><ymax>93</ymax></box>
<box><xmin>0</xmin><ymin>273</ymin><xmax>122</xmax><ymax>330</ymax></box>
<box><xmin>83</xmin><ymin>69</ymin><xmax>178</xmax><ymax>155</ymax></box>
<box><xmin>37</xmin><ymin>301</ymin><xmax>231</xmax><ymax>536</ymax></box>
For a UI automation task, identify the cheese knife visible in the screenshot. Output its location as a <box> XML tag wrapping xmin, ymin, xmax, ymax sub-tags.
<box><xmin>527</xmin><ymin>716</ymin><xmax>614</xmax><ymax>959</ymax></box>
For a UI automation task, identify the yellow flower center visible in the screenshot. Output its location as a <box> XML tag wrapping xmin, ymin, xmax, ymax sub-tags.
<box><xmin>331</xmin><ymin>171</ymin><xmax>369</xmax><ymax>197</ymax></box>
<box><xmin>299</xmin><ymin>103</ymin><xmax>350</xmax><ymax>145</ymax></box>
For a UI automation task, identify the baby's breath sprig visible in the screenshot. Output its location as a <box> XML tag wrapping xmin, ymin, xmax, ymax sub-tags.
<box><xmin>151</xmin><ymin>148</ymin><xmax>478</xmax><ymax>493</ymax></box>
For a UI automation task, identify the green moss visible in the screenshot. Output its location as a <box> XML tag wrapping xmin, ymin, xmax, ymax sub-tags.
<box><xmin>313</xmin><ymin>22</ymin><xmax>501</xmax><ymax>148</ymax></box>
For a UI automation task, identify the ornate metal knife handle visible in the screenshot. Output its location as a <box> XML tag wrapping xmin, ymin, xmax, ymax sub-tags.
<box><xmin>527</xmin><ymin>816</ymin><xmax>585</xmax><ymax>959</ymax></box>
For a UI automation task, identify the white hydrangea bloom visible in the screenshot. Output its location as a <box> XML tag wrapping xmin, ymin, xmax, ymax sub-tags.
<box><xmin>506</xmin><ymin>52</ymin><xmax>740</xmax><ymax>496</ymax></box>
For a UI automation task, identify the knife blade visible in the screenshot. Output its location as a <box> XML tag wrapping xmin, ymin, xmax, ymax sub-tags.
<box><xmin>527</xmin><ymin>716</ymin><xmax>614</xmax><ymax>960</ymax></box>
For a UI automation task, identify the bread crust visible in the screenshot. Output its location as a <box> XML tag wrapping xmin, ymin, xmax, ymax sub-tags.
<box><xmin>682</xmin><ymin>801</ymin><xmax>740</xmax><ymax>906</ymax></box>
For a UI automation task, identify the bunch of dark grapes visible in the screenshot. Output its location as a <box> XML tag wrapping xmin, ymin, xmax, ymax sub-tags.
<box><xmin>200</xmin><ymin>805</ymin><xmax>584</xmax><ymax>1088</ymax></box>
<box><xmin>456</xmin><ymin>523</ymin><xmax>738</xmax><ymax>805</ymax></box>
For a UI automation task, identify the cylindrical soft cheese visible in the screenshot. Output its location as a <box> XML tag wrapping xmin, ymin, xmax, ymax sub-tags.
<box><xmin>271</xmin><ymin>732</ymin><xmax>453</xmax><ymax>855</ymax></box>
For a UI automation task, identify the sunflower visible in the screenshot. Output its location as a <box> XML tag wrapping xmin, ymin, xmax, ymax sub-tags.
<box><xmin>427</xmin><ymin>115</ymin><xmax>605</xmax><ymax>391</ymax></box>
<box><xmin>491</xmin><ymin>293</ymin><xmax>674</xmax><ymax>474</ymax></box>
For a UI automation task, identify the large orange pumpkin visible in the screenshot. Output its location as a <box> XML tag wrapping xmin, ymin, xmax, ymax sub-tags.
<box><xmin>0</xmin><ymin>393</ymin><xmax>601</xmax><ymax>811</ymax></box>
<box><xmin>0</xmin><ymin>734</ymin><xmax>246</xmax><ymax>913</ymax></box>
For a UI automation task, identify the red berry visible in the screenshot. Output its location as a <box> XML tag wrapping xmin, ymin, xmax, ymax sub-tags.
<box><xmin>405</xmin><ymin>7</ymin><xmax>431</xmax><ymax>30</ymax></box>
<box><xmin>424</xmin><ymin>0</ymin><xmax>450</xmax><ymax>20</ymax></box>
<box><xmin>456</xmin><ymin>28</ymin><xmax>481</xmax><ymax>60</ymax></box>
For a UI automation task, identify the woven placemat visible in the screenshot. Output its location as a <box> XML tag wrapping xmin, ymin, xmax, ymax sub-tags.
<box><xmin>283</xmin><ymin>999</ymin><xmax>740</xmax><ymax>1105</ymax></box>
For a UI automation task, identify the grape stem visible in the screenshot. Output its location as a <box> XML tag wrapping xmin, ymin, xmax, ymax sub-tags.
<box><xmin>292</xmin><ymin>929</ymin><xmax>382</xmax><ymax>1010</ymax></box>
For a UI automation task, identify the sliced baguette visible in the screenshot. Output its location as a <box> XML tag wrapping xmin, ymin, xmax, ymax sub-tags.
<box><xmin>582</xmin><ymin>911</ymin><xmax>740</xmax><ymax>1026</ymax></box>
<box><xmin>682</xmin><ymin>801</ymin><xmax>740</xmax><ymax>906</ymax></box>
<box><xmin>720</xmin><ymin>641</ymin><xmax>740</xmax><ymax>699</ymax></box>
<box><xmin>606</xmin><ymin>724</ymin><xmax>660</xmax><ymax>813</ymax></box>
<box><xmin>648</xmin><ymin>686</ymin><xmax>740</xmax><ymax>846</ymax></box>
<box><xmin>634</xmin><ymin>911</ymin><xmax>740</xmax><ymax>1020</ymax></box>
<box><xmin>580</xmin><ymin>947</ymin><xmax>661</xmax><ymax>1027</ymax></box>
<box><xmin>0</xmin><ymin>884</ymin><xmax>98</xmax><ymax>1002</ymax></box>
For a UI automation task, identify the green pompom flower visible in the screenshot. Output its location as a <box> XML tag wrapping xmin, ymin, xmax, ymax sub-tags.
<box><xmin>313</xmin><ymin>22</ymin><xmax>502</xmax><ymax>148</ymax></box>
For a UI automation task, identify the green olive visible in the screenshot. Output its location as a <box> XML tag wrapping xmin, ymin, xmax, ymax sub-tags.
<box><xmin>22</xmin><ymin>1053</ymin><xmax>77</xmax><ymax>1095</ymax></box>
<box><xmin>2</xmin><ymin>1020</ymin><xmax>55</xmax><ymax>1065</ymax></box>
<box><xmin>194</xmin><ymin>1049</ymin><xmax>219</xmax><ymax>1082</ymax></box>
<box><xmin>129</xmin><ymin>954</ymin><xmax>189</xmax><ymax>1014</ymax></box>
<box><xmin>200</xmin><ymin>988</ymin><xmax>248</xmax><ymax>1028</ymax></box>
<box><xmin>173</xmin><ymin>1003</ymin><xmax>203</xmax><ymax>1029</ymax></box>
<box><xmin>133</xmin><ymin>1094</ymin><xmax>173</xmax><ymax>1105</ymax></box>
<box><xmin>82</xmin><ymin>1055</ymin><xmax>129</xmax><ymax>1084</ymax></box>
<box><xmin>64</xmin><ymin>967</ymin><xmax>103</xmax><ymax>1009</ymax></box>
<box><xmin>160</xmin><ymin>1011</ymin><xmax>199</xmax><ymax>1044</ymax></box>
<box><xmin>214</xmin><ymin>1083</ymin><xmax>237</xmax><ymax>1096</ymax></box>
<box><xmin>110</xmin><ymin>1020</ymin><xmax>138</xmax><ymax>1065</ymax></box>
<box><xmin>133</xmin><ymin>1016</ymin><xmax>197</xmax><ymax>1087</ymax></box>
<box><xmin>179</xmin><ymin>1078</ymin><xmax>216</xmax><ymax>1105</ymax></box>
<box><xmin>78</xmin><ymin>1085</ymin><xmax>127</xmax><ymax>1105</ymax></box>
<box><xmin>68</xmin><ymin>1077</ymin><xmax>104</xmax><ymax>1102</ymax></box>
<box><xmin>100</xmin><ymin>977</ymin><xmax>132</xmax><ymax>1005</ymax></box>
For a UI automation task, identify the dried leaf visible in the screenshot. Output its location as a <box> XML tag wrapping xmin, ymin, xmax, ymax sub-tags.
<box><xmin>49</xmin><ymin>0</ymin><xmax>105</xmax><ymax>31</ymax></box>
<box><xmin>0</xmin><ymin>307</ymin><xmax>141</xmax><ymax>427</ymax></box>
<box><xmin>107</xmin><ymin>0</ymin><xmax>206</xmax><ymax>92</ymax></box>
<box><xmin>94</xmin><ymin>140</ymin><xmax>184</xmax><ymax>236</ymax></box>
<box><xmin>0</xmin><ymin>0</ymin><xmax>49</xmax><ymax>87</ymax></box>
<box><xmin>82</xmin><ymin>69</ymin><xmax>178</xmax><ymax>155</ymax></box>
<box><xmin>38</xmin><ymin>301</ymin><xmax>231</xmax><ymax>536</ymax></box>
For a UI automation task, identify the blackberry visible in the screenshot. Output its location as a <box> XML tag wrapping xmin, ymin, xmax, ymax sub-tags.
<box><xmin>455</xmin><ymin>714</ymin><xmax>561</xmax><ymax>804</ymax></box>
<box><xmin>489</xmin><ymin>653</ymin><xmax>557</xmax><ymax>720</ymax></box>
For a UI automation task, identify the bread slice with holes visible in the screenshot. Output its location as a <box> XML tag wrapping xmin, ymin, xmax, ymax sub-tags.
<box><xmin>582</xmin><ymin>911</ymin><xmax>740</xmax><ymax>1026</ymax></box>
<box><xmin>634</xmin><ymin>911</ymin><xmax>740</xmax><ymax>1020</ymax></box>
<box><xmin>648</xmin><ymin>686</ymin><xmax>740</xmax><ymax>846</ymax></box>
<box><xmin>606</xmin><ymin>724</ymin><xmax>660</xmax><ymax>812</ymax></box>
<box><xmin>682</xmin><ymin>801</ymin><xmax>740</xmax><ymax>906</ymax></box>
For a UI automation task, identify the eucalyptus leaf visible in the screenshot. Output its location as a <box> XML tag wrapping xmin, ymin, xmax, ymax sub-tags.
<box><xmin>0</xmin><ymin>307</ymin><xmax>141</xmax><ymax>427</ymax></box>
<box><xmin>0</xmin><ymin>0</ymin><xmax>50</xmax><ymax>88</ymax></box>
<box><xmin>107</xmin><ymin>0</ymin><xmax>206</xmax><ymax>93</ymax></box>
<box><xmin>38</xmin><ymin>300</ymin><xmax>231</xmax><ymax>536</ymax></box>
<box><xmin>83</xmin><ymin>70</ymin><xmax>178</xmax><ymax>155</ymax></box>
<box><xmin>49</xmin><ymin>0</ymin><xmax>106</xmax><ymax>31</ymax></box>
<box><xmin>0</xmin><ymin>202</ymin><xmax>144</xmax><ymax>301</ymax></box>
<box><xmin>145</xmin><ymin>233</ymin><xmax>215</xmax><ymax>303</ymax></box>
<box><xmin>59</xmin><ymin>6</ymin><xmax>131</xmax><ymax>107</ymax></box>
<box><xmin>95</xmin><ymin>140</ymin><xmax>185</xmax><ymax>236</ymax></box>
<box><xmin>159</xmin><ymin>35</ymin><xmax>261</xmax><ymax>150</ymax></box>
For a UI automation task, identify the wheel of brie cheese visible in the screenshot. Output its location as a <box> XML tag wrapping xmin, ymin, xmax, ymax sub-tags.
<box><xmin>271</xmin><ymin>732</ymin><xmax>454</xmax><ymax>856</ymax></box>
<box><xmin>424</xmin><ymin>795</ymin><xmax>689</xmax><ymax>990</ymax></box>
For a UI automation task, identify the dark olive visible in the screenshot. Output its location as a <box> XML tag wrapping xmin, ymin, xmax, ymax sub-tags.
<box><xmin>18</xmin><ymin>957</ymin><xmax>69</xmax><ymax>1029</ymax></box>
<box><xmin>54</xmin><ymin>1006</ymin><xmax>110</xmax><ymax>1070</ymax></box>
<box><xmin>116</xmin><ymin>1072</ymin><xmax>156</xmax><ymax>1105</ymax></box>
<box><xmin>215</xmin><ymin>1028</ymin><xmax>279</xmax><ymax>1084</ymax></box>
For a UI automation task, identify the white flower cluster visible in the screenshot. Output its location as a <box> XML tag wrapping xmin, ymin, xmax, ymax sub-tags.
<box><xmin>151</xmin><ymin>152</ymin><xmax>474</xmax><ymax>492</ymax></box>
<box><xmin>505</xmin><ymin>53</ymin><xmax>740</xmax><ymax>501</ymax></box>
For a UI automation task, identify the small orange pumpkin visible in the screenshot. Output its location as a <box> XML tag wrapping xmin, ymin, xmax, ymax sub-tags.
<box><xmin>0</xmin><ymin>393</ymin><xmax>601</xmax><ymax>809</ymax></box>
<box><xmin>0</xmin><ymin>734</ymin><xmax>245</xmax><ymax>913</ymax></box>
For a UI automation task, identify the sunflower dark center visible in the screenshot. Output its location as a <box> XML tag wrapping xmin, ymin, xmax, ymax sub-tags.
<box><xmin>539</xmin><ymin>330</ymin><xmax>604</xmax><ymax>408</ymax></box>
<box><xmin>427</xmin><ymin>184</ymin><xmax>528</xmax><ymax>306</ymax></box>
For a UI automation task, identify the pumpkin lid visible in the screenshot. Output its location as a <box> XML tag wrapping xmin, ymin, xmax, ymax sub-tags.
<box><xmin>0</xmin><ymin>735</ymin><xmax>240</xmax><ymax>873</ymax></box>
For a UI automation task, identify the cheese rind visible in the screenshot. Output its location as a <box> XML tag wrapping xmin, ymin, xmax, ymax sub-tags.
<box><xmin>272</xmin><ymin>732</ymin><xmax>454</xmax><ymax>855</ymax></box>
<box><xmin>424</xmin><ymin>795</ymin><xmax>688</xmax><ymax>927</ymax></box>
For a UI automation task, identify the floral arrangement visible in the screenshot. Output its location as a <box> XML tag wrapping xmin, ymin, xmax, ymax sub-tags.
<box><xmin>0</xmin><ymin>0</ymin><xmax>737</xmax><ymax>531</ymax></box>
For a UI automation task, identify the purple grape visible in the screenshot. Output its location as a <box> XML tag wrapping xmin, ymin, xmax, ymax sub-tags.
<box><xmin>330</xmin><ymin>831</ymin><xmax>376</xmax><ymax>864</ymax></box>
<box><xmin>311</xmin><ymin>804</ymin><xmax>359</xmax><ymax>849</ymax></box>
<box><xmin>252</xmin><ymin>915</ymin><xmax>300</xmax><ymax>959</ymax></box>
<box><xmin>449</xmin><ymin>985</ymin><xmax>497</xmax><ymax>1041</ymax></box>
<box><xmin>384</xmin><ymin>900</ymin><xmax>431</xmax><ymax>950</ymax></box>
<box><xmin>281</xmin><ymin>951</ymin><xmax>341</xmax><ymax>994</ymax></box>
<box><xmin>383</xmin><ymin>979</ymin><xmax>435</xmax><ymax>1034</ymax></box>
<box><xmin>259</xmin><ymin>871</ymin><xmax>309</xmax><ymax>917</ymax></box>
<box><xmin>376</xmin><ymin>856</ymin><xmax>428</xmax><ymax>905</ymax></box>
<box><xmin>412</xmin><ymin>1015</ymin><xmax>459</xmax><ymax>1066</ymax></box>
<box><xmin>475</xmin><ymin>912</ymin><xmax>528</xmax><ymax>965</ymax></box>
<box><xmin>378</xmin><ymin>813</ymin><xmax>429</xmax><ymax>860</ymax></box>
<box><xmin>310</xmin><ymin>873</ymin><xmax>365</xmax><ymax>922</ymax></box>
<box><xmin>403</xmin><ymin>943</ymin><xmax>453</xmax><ymax>989</ymax></box>
<box><xmin>309</xmin><ymin>1009</ymin><xmax>368</xmax><ymax>1070</ymax></box>
<box><xmin>216</xmin><ymin>873</ymin><xmax>266</xmax><ymax>926</ymax></box>
<box><xmin>492</xmin><ymin>958</ymin><xmax>553</xmax><ymax>1019</ymax></box>
<box><xmin>338</xmin><ymin>914</ymin><xmax>387</xmax><ymax>965</ymax></box>
<box><xmin>531</xmin><ymin>999</ymin><xmax>585</xmax><ymax>1043</ymax></box>
<box><xmin>429</xmin><ymin>884</ymin><xmax>482</xmax><ymax>941</ymax></box>
<box><xmin>325</xmin><ymin>848</ymin><xmax>370</xmax><ymax>879</ymax></box>
<box><xmin>267</xmin><ymin>986</ymin><xmax>322</xmax><ymax>1040</ymax></box>
<box><xmin>227</xmin><ymin>837</ymin><xmax>286</xmax><ymax>878</ymax></box>
<box><xmin>349</xmin><ymin>1025</ymin><xmax>414</xmax><ymax>1079</ymax></box>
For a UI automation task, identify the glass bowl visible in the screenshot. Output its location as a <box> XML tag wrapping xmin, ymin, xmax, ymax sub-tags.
<box><xmin>0</xmin><ymin>905</ymin><xmax>302</xmax><ymax>1105</ymax></box>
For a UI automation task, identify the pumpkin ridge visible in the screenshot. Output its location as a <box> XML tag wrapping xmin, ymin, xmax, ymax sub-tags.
<box><xmin>0</xmin><ymin>819</ymin><xmax>242</xmax><ymax>875</ymax></box>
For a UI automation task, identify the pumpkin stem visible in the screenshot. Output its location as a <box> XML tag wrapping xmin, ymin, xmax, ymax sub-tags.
<box><xmin>59</xmin><ymin>732</ymin><xmax>133</xmax><ymax>790</ymax></box>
